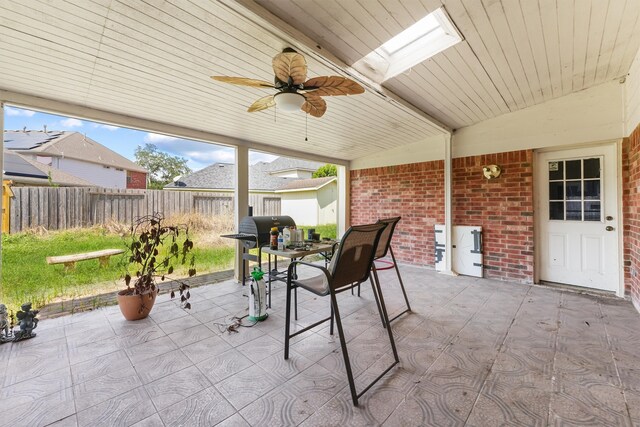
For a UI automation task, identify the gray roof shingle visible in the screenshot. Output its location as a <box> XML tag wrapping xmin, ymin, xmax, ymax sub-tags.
<box><xmin>165</xmin><ymin>158</ymin><xmax>325</xmax><ymax>191</ymax></box>
<box><xmin>276</xmin><ymin>176</ymin><xmax>336</xmax><ymax>191</ymax></box>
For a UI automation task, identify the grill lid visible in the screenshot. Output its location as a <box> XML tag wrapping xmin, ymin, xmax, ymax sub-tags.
<box><xmin>238</xmin><ymin>215</ymin><xmax>296</xmax><ymax>248</ymax></box>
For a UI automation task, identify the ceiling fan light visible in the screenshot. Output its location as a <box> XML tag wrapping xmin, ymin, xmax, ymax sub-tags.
<box><xmin>275</xmin><ymin>92</ymin><xmax>305</xmax><ymax>112</ymax></box>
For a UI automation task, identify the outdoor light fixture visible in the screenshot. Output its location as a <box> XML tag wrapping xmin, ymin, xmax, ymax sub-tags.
<box><xmin>483</xmin><ymin>165</ymin><xmax>501</xmax><ymax>179</ymax></box>
<box><xmin>274</xmin><ymin>92</ymin><xmax>305</xmax><ymax>112</ymax></box>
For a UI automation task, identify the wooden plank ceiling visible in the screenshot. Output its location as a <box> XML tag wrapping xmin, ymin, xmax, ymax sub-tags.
<box><xmin>1</xmin><ymin>1</ymin><xmax>639</xmax><ymax>162</ymax></box>
<box><xmin>0</xmin><ymin>0</ymin><xmax>443</xmax><ymax>162</ymax></box>
<box><xmin>257</xmin><ymin>0</ymin><xmax>640</xmax><ymax>130</ymax></box>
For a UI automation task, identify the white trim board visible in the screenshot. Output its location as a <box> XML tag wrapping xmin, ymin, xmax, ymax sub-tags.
<box><xmin>350</xmin><ymin>80</ymin><xmax>626</xmax><ymax>170</ymax></box>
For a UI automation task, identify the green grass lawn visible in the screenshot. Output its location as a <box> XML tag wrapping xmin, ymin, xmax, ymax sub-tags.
<box><xmin>1</xmin><ymin>223</ymin><xmax>337</xmax><ymax>313</ymax></box>
<box><xmin>1</xmin><ymin>228</ymin><xmax>235</xmax><ymax>313</ymax></box>
<box><xmin>298</xmin><ymin>224</ymin><xmax>337</xmax><ymax>240</ymax></box>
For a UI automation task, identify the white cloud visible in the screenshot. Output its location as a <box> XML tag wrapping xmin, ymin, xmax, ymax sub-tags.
<box><xmin>60</xmin><ymin>118</ymin><xmax>83</xmax><ymax>128</ymax></box>
<box><xmin>144</xmin><ymin>133</ymin><xmax>177</xmax><ymax>143</ymax></box>
<box><xmin>5</xmin><ymin>106</ymin><xmax>36</xmax><ymax>117</ymax></box>
<box><xmin>184</xmin><ymin>149</ymin><xmax>235</xmax><ymax>164</ymax></box>
<box><xmin>91</xmin><ymin>123</ymin><xmax>119</xmax><ymax>131</ymax></box>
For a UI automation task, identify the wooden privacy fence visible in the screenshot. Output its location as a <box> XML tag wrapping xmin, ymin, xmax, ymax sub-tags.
<box><xmin>8</xmin><ymin>187</ymin><xmax>281</xmax><ymax>233</ymax></box>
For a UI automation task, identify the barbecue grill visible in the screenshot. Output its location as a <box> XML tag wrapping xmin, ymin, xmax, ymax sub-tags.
<box><xmin>222</xmin><ymin>215</ymin><xmax>296</xmax><ymax>285</ymax></box>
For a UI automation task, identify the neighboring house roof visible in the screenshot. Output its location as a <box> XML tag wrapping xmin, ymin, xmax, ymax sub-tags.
<box><xmin>3</xmin><ymin>151</ymin><xmax>95</xmax><ymax>186</ymax></box>
<box><xmin>275</xmin><ymin>177</ymin><xmax>336</xmax><ymax>192</ymax></box>
<box><xmin>4</xmin><ymin>130</ymin><xmax>147</xmax><ymax>173</ymax></box>
<box><xmin>262</xmin><ymin>157</ymin><xmax>320</xmax><ymax>174</ymax></box>
<box><xmin>165</xmin><ymin>158</ymin><xmax>325</xmax><ymax>191</ymax></box>
<box><xmin>3</xmin><ymin>151</ymin><xmax>48</xmax><ymax>180</ymax></box>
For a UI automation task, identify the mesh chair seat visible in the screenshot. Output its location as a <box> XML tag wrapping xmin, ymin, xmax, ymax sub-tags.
<box><xmin>291</xmin><ymin>273</ymin><xmax>330</xmax><ymax>296</ymax></box>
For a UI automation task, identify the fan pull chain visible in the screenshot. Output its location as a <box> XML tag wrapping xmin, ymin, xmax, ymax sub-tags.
<box><xmin>305</xmin><ymin>113</ymin><xmax>308</xmax><ymax>142</ymax></box>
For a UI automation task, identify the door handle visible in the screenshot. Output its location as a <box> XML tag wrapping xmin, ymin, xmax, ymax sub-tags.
<box><xmin>606</xmin><ymin>216</ymin><xmax>613</xmax><ymax>221</ymax></box>
<box><xmin>606</xmin><ymin>226</ymin><xmax>614</xmax><ymax>231</ymax></box>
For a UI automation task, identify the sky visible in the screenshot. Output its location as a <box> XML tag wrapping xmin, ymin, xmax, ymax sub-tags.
<box><xmin>3</xmin><ymin>106</ymin><xmax>278</xmax><ymax>171</ymax></box>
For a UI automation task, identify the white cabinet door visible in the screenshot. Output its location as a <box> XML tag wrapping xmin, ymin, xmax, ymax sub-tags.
<box><xmin>536</xmin><ymin>145</ymin><xmax>619</xmax><ymax>291</ymax></box>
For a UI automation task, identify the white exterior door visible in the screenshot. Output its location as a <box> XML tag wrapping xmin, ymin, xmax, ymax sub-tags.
<box><xmin>536</xmin><ymin>145</ymin><xmax>619</xmax><ymax>292</ymax></box>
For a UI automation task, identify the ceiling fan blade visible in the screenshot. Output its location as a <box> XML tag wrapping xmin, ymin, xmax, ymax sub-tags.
<box><xmin>301</xmin><ymin>93</ymin><xmax>327</xmax><ymax>118</ymax></box>
<box><xmin>248</xmin><ymin>95</ymin><xmax>276</xmax><ymax>112</ymax></box>
<box><xmin>211</xmin><ymin>76</ymin><xmax>274</xmax><ymax>88</ymax></box>
<box><xmin>303</xmin><ymin>76</ymin><xmax>365</xmax><ymax>96</ymax></box>
<box><xmin>272</xmin><ymin>52</ymin><xmax>307</xmax><ymax>85</ymax></box>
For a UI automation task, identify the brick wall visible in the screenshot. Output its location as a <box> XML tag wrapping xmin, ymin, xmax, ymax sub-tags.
<box><xmin>127</xmin><ymin>171</ymin><xmax>147</xmax><ymax>189</ymax></box>
<box><xmin>350</xmin><ymin>150</ymin><xmax>534</xmax><ymax>283</ymax></box>
<box><xmin>624</xmin><ymin>123</ymin><xmax>640</xmax><ymax>310</ymax></box>
<box><xmin>351</xmin><ymin>161</ymin><xmax>444</xmax><ymax>266</ymax></box>
<box><xmin>452</xmin><ymin>150</ymin><xmax>534</xmax><ymax>283</ymax></box>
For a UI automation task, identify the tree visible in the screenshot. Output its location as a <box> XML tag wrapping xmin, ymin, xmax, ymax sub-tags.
<box><xmin>312</xmin><ymin>164</ymin><xmax>337</xmax><ymax>178</ymax></box>
<box><xmin>134</xmin><ymin>144</ymin><xmax>191</xmax><ymax>189</ymax></box>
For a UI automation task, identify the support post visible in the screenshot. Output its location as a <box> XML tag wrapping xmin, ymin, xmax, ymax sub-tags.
<box><xmin>234</xmin><ymin>146</ymin><xmax>249</xmax><ymax>282</ymax></box>
<box><xmin>441</xmin><ymin>133</ymin><xmax>457</xmax><ymax>276</ymax></box>
<box><xmin>337</xmin><ymin>165</ymin><xmax>350</xmax><ymax>238</ymax></box>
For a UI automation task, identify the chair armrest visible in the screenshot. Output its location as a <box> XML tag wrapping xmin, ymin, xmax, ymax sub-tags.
<box><xmin>287</xmin><ymin>260</ymin><xmax>331</xmax><ymax>284</ymax></box>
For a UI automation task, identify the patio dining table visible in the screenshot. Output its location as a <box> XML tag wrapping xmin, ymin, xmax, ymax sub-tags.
<box><xmin>262</xmin><ymin>241</ymin><xmax>336</xmax><ymax>313</ymax></box>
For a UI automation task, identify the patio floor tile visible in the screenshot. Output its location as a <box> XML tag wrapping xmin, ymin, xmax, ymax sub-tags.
<box><xmin>76</xmin><ymin>386</ymin><xmax>155</xmax><ymax>427</ymax></box>
<box><xmin>3</xmin><ymin>265</ymin><xmax>640</xmax><ymax>426</ymax></box>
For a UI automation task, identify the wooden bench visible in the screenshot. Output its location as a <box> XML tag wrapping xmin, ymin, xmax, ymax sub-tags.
<box><xmin>46</xmin><ymin>249</ymin><xmax>125</xmax><ymax>271</ymax></box>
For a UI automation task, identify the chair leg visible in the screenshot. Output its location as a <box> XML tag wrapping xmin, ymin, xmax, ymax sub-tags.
<box><xmin>357</xmin><ymin>283</ymin><xmax>361</xmax><ymax>297</ymax></box>
<box><xmin>284</xmin><ymin>280</ymin><xmax>292</xmax><ymax>360</ymax></box>
<box><xmin>369</xmin><ymin>276</ymin><xmax>386</xmax><ymax>329</ymax></box>
<box><xmin>372</xmin><ymin>267</ymin><xmax>399</xmax><ymax>363</ymax></box>
<box><xmin>329</xmin><ymin>301</ymin><xmax>334</xmax><ymax>335</ymax></box>
<box><xmin>330</xmin><ymin>292</ymin><xmax>359</xmax><ymax>406</ymax></box>
<box><xmin>294</xmin><ymin>286</ymin><xmax>298</xmax><ymax>320</ymax></box>
<box><xmin>390</xmin><ymin>247</ymin><xmax>411</xmax><ymax>313</ymax></box>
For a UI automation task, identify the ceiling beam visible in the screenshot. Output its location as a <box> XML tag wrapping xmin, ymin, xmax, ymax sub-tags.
<box><xmin>219</xmin><ymin>0</ymin><xmax>452</xmax><ymax>134</ymax></box>
<box><xmin>0</xmin><ymin>90</ymin><xmax>349</xmax><ymax>166</ymax></box>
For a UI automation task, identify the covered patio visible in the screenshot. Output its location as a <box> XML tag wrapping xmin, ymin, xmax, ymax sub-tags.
<box><xmin>2</xmin><ymin>0</ymin><xmax>640</xmax><ymax>425</ymax></box>
<box><xmin>1</xmin><ymin>267</ymin><xmax>639</xmax><ymax>426</ymax></box>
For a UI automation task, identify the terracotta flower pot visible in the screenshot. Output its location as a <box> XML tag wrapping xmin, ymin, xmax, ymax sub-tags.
<box><xmin>117</xmin><ymin>289</ymin><xmax>157</xmax><ymax>321</ymax></box>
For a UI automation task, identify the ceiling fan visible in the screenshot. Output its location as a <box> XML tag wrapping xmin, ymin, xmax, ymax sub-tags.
<box><xmin>211</xmin><ymin>48</ymin><xmax>365</xmax><ymax>118</ymax></box>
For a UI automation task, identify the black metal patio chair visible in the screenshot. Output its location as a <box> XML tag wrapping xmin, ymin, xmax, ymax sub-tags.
<box><xmin>354</xmin><ymin>217</ymin><xmax>412</xmax><ymax>325</ymax></box>
<box><xmin>283</xmin><ymin>222</ymin><xmax>399</xmax><ymax>406</ymax></box>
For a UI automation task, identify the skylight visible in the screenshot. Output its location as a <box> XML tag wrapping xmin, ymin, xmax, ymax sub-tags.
<box><xmin>353</xmin><ymin>7</ymin><xmax>463</xmax><ymax>83</ymax></box>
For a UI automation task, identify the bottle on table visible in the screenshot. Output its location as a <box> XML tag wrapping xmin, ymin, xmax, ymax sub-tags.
<box><xmin>283</xmin><ymin>226</ymin><xmax>291</xmax><ymax>247</ymax></box>
<box><xmin>270</xmin><ymin>227</ymin><xmax>278</xmax><ymax>250</ymax></box>
<box><xmin>277</xmin><ymin>232</ymin><xmax>284</xmax><ymax>250</ymax></box>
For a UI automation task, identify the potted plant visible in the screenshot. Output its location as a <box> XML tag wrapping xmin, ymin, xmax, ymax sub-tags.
<box><xmin>117</xmin><ymin>213</ymin><xmax>196</xmax><ymax>321</ymax></box>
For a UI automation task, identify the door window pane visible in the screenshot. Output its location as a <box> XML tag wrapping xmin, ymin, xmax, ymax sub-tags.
<box><xmin>566</xmin><ymin>160</ymin><xmax>581</xmax><ymax>179</ymax></box>
<box><xmin>550</xmin><ymin>202</ymin><xmax>564</xmax><ymax>220</ymax></box>
<box><xmin>584</xmin><ymin>181</ymin><xmax>600</xmax><ymax>200</ymax></box>
<box><xmin>565</xmin><ymin>181</ymin><xmax>581</xmax><ymax>200</ymax></box>
<box><xmin>584</xmin><ymin>201</ymin><xmax>601</xmax><ymax>221</ymax></box>
<box><xmin>548</xmin><ymin>161</ymin><xmax>563</xmax><ymax>180</ymax></box>
<box><xmin>549</xmin><ymin>182</ymin><xmax>563</xmax><ymax>200</ymax></box>
<box><xmin>566</xmin><ymin>202</ymin><xmax>582</xmax><ymax>220</ymax></box>
<box><xmin>583</xmin><ymin>158</ymin><xmax>600</xmax><ymax>179</ymax></box>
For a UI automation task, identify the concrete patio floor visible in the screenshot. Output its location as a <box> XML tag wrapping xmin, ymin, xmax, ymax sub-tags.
<box><xmin>1</xmin><ymin>264</ymin><xmax>639</xmax><ymax>426</ymax></box>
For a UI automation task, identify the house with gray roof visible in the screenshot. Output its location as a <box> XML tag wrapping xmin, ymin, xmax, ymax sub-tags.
<box><xmin>4</xmin><ymin>130</ymin><xmax>148</xmax><ymax>189</ymax></box>
<box><xmin>165</xmin><ymin>157</ymin><xmax>337</xmax><ymax>225</ymax></box>
<box><xmin>3</xmin><ymin>151</ymin><xmax>94</xmax><ymax>187</ymax></box>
